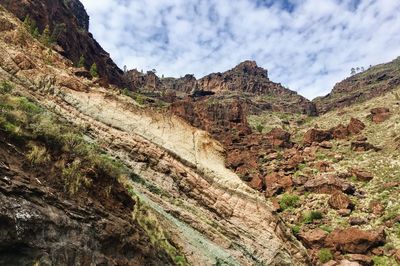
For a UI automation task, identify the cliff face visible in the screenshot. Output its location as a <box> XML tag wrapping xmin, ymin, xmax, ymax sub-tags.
<box><xmin>314</xmin><ymin>57</ymin><xmax>400</xmax><ymax>113</ymax></box>
<box><xmin>0</xmin><ymin>0</ymin><xmax>124</xmax><ymax>86</ymax></box>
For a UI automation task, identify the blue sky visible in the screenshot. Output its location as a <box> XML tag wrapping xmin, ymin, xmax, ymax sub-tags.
<box><xmin>80</xmin><ymin>0</ymin><xmax>400</xmax><ymax>99</ymax></box>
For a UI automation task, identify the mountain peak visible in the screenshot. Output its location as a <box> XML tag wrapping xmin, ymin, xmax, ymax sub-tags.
<box><xmin>232</xmin><ymin>60</ymin><xmax>268</xmax><ymax>78</ymax></box>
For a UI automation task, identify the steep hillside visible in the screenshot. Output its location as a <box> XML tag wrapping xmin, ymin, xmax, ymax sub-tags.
<box><xmin>0</xmin><ymin>5</ymin><xmax>309</xmax><ymax>265</ymax></box>
<box><xmin>0</xmin><ymin>0</ymin><xmax>124</xmax><ymax>86</ymax></box>
<box><xmin>314</xmin><ymin>57</ymin><xmax>400</xmax><ymax>113</ymax></box>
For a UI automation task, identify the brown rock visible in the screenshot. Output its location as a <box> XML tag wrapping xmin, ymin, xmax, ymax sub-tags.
<box><xmin>314</xmin><ymin>161</ymin><xmax>333</xmax><ymax>172</ymax></box>
<box><xmin>304</xmin><ymin>128</ymin><xmax>333</xmax><ymax>145</ymax></box>
<box><xmin>349</xmin><ymin>217</ymin><xmax>367</xmax><ymax>225</ymax></box>
<box><xmin>337</xmin><ymin>209</ymin><xmax>352</xmax><ymax>217</ymax></box>
<box><xmin>323</xmin><ymin>260</ymin><xmax>338</xmax><ymax>266</ymax></box>
<box><xmin>351</xmin><ymin>141</ymin><xmax>380</xmax><ymax>152</ymax></box>
<box><xmin>370</xmin><ymin>107</ymin><xmax>391</xmax><ymax>123</ymax></box>
<box><xmin>347</xmin><ymin>118</ymin><xmax>365</xmax><ymax>135</ymax></box>
<box><xmin>325</xmin><ymin>227</ymin><xmax>385</xmax><ymax>253</ymax></box>
<box><xmin>13</xmin><ymin>53</ymin><xmax>35</xmax><ymax>70</ymax></box>
<box><xmin>264</xmin><ymin>173</ymin><xmax>292</xmax><ymax>196</ymax></box>
<box><xmin>298</xmin><ymin>228</ymin><xmax>328</xmax><ymax>248</ymax></box>
<box><xmin>248</xmin><ymin>176</ymin><xmax>263</xmax><ymax>191</ymax></box>
<box><xmin>394</xmin><ymin>249</ymin><xmax>400</xmax><ymax>263</ymax></box>
<box><xmin>57</xmin><ymin>75</ymin><xmax>89</xmax><ymax>92</ymax></box>
<box><xmin>304</xmin><ymin>175</ymin><xmax>355</xmax><ymax>194</ymax></box>
<box><xmin>349</xmin><ymin>168</ymin><xmax>374</xmax><ymax>181</ymax></box>
<box><xmin>346</xmin><ymin>254</ymin><xmax>372</xmax><ymax>266</ymax></box>
<box><xmin>266</xmin><ymin>128</ymin><xmax>291</xmax><ymax>148</ymax></box>
<box><xmin>332</xmin><ymin>124</ymin><xmax>350</xmax><ymax>139</ymax></box>
<box><xmin>328</xmin><ymin>191</ymin><xmax>354</xmax><ymax>210</ymax></box>
<box><xmin>73</xmin><ymin>67</ymin><xmax>92</xmax><ymax>79</ymax></box>
<box><xmin>338</xmin><ymin>260</ymin><xmax>361</xmax><ymax>266</ymax></box>
<box><xmin>320</xmin><ymin>141</ymin><xmax>333</xmax><ymax>149</ymax></box>
<box><xmin>369</xmin><ymin>201</ymin><xmax>385</xmax><ymax>216</ymax></box>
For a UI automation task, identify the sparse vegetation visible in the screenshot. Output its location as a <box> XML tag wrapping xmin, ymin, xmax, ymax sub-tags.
<box><xmin>318</xmin><ymin>248</ymin><xmax>333</xmax><ymax>263</ymax></box>
<box><xmin>291</xmin><ymin>225</ymin><xmax>301</xmax><ymax>235</ymax></box>
<box><xmin>303</xmin><ymin>211</ymin><xmax>323</xmax><ymax>224</ymax></box>
<box><xmin>279</xmin><ymin>193</ymin><xmax>300</xmax><ymax>210</ymax></box>
<box><xmin>90</xmin><ymin>63</ymin><xmax>98</xmax><ymax>78</ymax></box>
<box><xmin>256</xmin><ymin>124</ymin><xmax>264</xmax><ymax>133</ymax></box>
<box><xmin>26</xmin><ymin>143</ymin><xmax>50</xmax><ymax>165</ymax></box>
<box><xmin>77</xmin><ymin>55</ymin><xmax>85</xmax><ymax>68</ymax></box>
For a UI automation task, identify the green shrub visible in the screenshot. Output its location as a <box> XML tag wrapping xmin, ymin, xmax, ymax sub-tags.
<box><xmin>77</xmin><ymin>55</ymin><xmax>85</xmax><ymax>68</ymax></box>
<box><xmin>256</xmin><ymin>124</ymin><xmax>264</xmax><ymax>133</ymax></box>
<box><xmin>90</xmin><ymin>63</ymin><xmax>98</xmax><ymax>78</ymax></box>
<box><xmin>318</xmin><ymin>248</ymin><xmax>333</xmax><ymax>263</ymax></box>
<box><xmin>303</xmin><ymin>211</ymin><xmax>323</xmax><ymax>224</ymax></box>
<box><xmin>26</xmin><ymin>143</ymin><xmax>50</xmax><ymax>165</ymax></box>
<box><xmin>61</xmin><ymin>159</ymin><xmax>92</xmax><ymax>195</ymax></box>
<box><xmin>291</xmin><ymin>225</ymin><xmax>301</xmax><ymax>235</ymax></box>
<box><xmin>135</xmin><ymin>94</ymin><xmax>144</xmax><ymax>105</ymax></box>
<box><xmin>0</xmin><ymin>81</ymin><xmax>14</xmax><ymax>94</ymax></box>
<box><xmin>279</xmin><ymin>193</ymin><xmax>300</xmax><ymax>210</ymax></box>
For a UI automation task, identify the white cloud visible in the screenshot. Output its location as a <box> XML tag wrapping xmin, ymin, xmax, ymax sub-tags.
<box><xmin>80</xmin><ymin>0</ymin><xmax>400</xmax><ymax>99</ymax></box>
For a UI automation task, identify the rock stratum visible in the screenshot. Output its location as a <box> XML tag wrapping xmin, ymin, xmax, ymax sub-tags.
<box><xmin>1</xmin><ymin>1</ymin><xmax>400</xmax><ymax>265</ymax></box>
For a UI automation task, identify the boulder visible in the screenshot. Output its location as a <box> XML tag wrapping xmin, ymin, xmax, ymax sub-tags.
<box><xmin>13</xmin><ymin>53</ymin><xmax>35</xmax><ymax>70</ymax></box>
<box><xmin>349</xmin><ymin>217</ymin><xmax>367</xmax><ymax>226</ymax></box>
<box><xmin>264</xmin><ymin>173</ymin><xmax>292</xmax><ymax>196</ymax></box>
<box><xmin>325</xmin><ymin>227</ymin><xmax>385</xmax><ymax>253</ymax></box>
<box><xmin>56</xmin><ymin>75</ymin><xmax>89</xmax><ymax>92</ymax></box>
<box><xmin>337</xmin><ymin>260</ymin><xmax>361</xmax><ymax>266</ymax></box>
<box><xmin>394</xmin><ymin>249</ymin><xmax>400</xmax><ymax>264</ymax></box>
<box><xmin>345</xmin><ymin>254</ymin><xmax>372</xmax><ymax>266</ymax></box>
<box><xmin>347</xmin><ymin>118</ymin><xmax>365</xmax><ymax>135</ymax></box>
<box><xmin>303</xmin><ymin>128</ymin><xmax>333</xmax><ymax>145</ymax></box>
<box><xmin>369</xmin><ymin>108</ymin><xmax>391</xmax><ymax>123</ymax></box>
<box><xmin>351</xmin><ymin>141</ymin><xmax>381</xmax><ymax>152</ymax></box>
<box><xmin>369</xmin><ymin>201</ymin><xmax>385</xmax><ymax>216</ymax></box>
<box><xmin>320</xmin><ymin>141</ymin><xmax>333</xmax><ymax>149</ymax></box>
<box><xmin>298</xmin><ymin>228</ymin><xmax>328</xmax><ymax>248</ymax></box>
<box><xmin>266</xmin><ymin>128</ymin><xmax>291</xmax><ymax>148</ymax></box>
<box><xmin>328</xmin><ymin>191</ymin><xmax>354</xmax><ymax>210</ymax></box>
<box><xmin>332</xmin><ymin>124</ymin><xmax>350</xmax><ymax>139</ymax></box>
<box><xmin>304</xmin><ymin>175</ymin><xmax>355</xmax><ymax>195</ymax></box>
<box><xmin>349</xmin><ymin>168</ymin><xmax>373</xmax><ymax>181</ymax></box>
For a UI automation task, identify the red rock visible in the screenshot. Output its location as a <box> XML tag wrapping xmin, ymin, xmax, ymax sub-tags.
<box><xmin>347</xmin><ymin>118</ymin><xmax>365</xmax><ymax>135</ymax></box>
<box><xmin>332</xmin><ymin>124</ymin><xmax>350</xmax><ymax>139</ymax></box>
<box><xmin>264</xmin><ymin>173</ymin><xmax>292</xmax><ymax>196</ymax></box>
<box><xmin>298</xmin><ymin>228</ymin><xmax>328</xmax><ymax>248</ymax></box>
<box><xmin>325</xmin><ymin>227</ymin><xmax>385</xmax><ymax>253</ymax></box>
<box><xmin>370</xmin><ymin>108</ymin><xmax>391</xmax><ymax>123</ymax></box>
<box><xmin>323</xmin><ymin>260</ymin><xmax>338</xmax><ymax>266</ymax></box>
<box><xmin>13</xmin><ymin>53</ymin><xmax>35</xmax><ymax>70</ymax></box>
<box><xmin>57</xmin><ymin>75</ymin><xmax>89</xmax><ymax>92</ymax></box>
<box><xmin>304</xmin><ymin>128</ymin><xmax>333</xmax><ymax>145</ymax></box>
<box><xmin>248</xmin><ymin>176</ymin><xmax>263</xmax><ymax>191</ymax></box>
<box><xmin>328</xmin><ymin>191</ymin><xmax>354</xmax><ymax>210</ymax></box>
<box><xmin>314</xmin><ymin>161</ymin><xmax>333</xmax><ymax>172</ymax></box>
<box><xmin>349</xmin><ymin>168</ymin><xmax>373</xmax><ymax>181</ymax></box>
<box><xmin>337</xmin><ymin>209</ymin><xmax>352</xmax><ymax>217</ymax></box>
<box><xmin>266</xmin><ymin>128</ymin><xmax>291</xmax><ymax>148</ymax></box>
<box><xmin>346</xmin><ymin>254</ymin><xmax>372</xmax><ymax>266</ymax></box>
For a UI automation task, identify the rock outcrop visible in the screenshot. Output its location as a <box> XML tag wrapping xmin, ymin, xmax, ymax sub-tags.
<box><xmin>0</xmin><ymin>0</ymin><xmax>124</xmax><ymax>86</ymax></box>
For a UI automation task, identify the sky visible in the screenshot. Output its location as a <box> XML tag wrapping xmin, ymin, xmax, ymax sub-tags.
<box><xmin>80</xmin><ymin>0</ymin><xmax>400</xmax><ymax>99</ymax></box>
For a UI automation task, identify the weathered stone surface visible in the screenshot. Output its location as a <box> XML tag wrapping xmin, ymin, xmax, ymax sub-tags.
<box><xmin>328</xmin><ymin>191</ymin><xmax>354</xmax><ymax>210</ymax></box>
<box><xmin>347</xmin><ymin>118</ymin><xmax>365</xmax><ymax>135</ymax></box>
<box><xmin>349</xmin><ymin>217</ymin><xmax>368</xmax><ymax>226</ymax></box>
<box><xmin>13</xmin><ymin>53</ymin><xmax>35</xmax><ymax>70</ymax></box>
<box><xmin>369</xmin><ymin>201</ymin><xmax>385</xmax><ymax>216</ymax></box>
<box><xmin>304</xmin><ymin>128</ymin><xmax>333</xmax><ymax>145</ymax></box>
<box><xmin>57</xmin><ymin>75</ymin><xmax>89</xmax><ymax>91</ymax></box>
<box><xmin>325</xmin><ymin>227</ymin><xmax>385</xmax><ymax>253</ymax></box>
<box><xmin>298</xmin><ymin>229</ymin><xmax>328</xmax><ymax>248</ymax></box>
<box><xmin>349</xmin><ymin>168</ymin><xmax>374</xmax><ymax>181</ymax></box>
<box><xmin>346</xmin><ymin>254</ymin><xmax>372</xmax><ymax>266</ymax></box>
<box><xmin>304</xmin><ymin>175</ymin><xmax>355</xmax><ymax>194</ymax></box>
<box><xmin>370</xmin><ymin>107</ymin><xmax>391</xmax><ymax>123</ymax></box>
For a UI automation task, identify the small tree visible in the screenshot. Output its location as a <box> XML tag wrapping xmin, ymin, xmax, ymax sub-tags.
<box><xmin>40</xmin><ymin>25</ymin><xmax>51</xmax><ymax>46</ymax></box>
<box><xmin>77</xmin><ymin>55</ymin><xmax>85</xmax><ymax>68</ymax></box>
<box><xmin>90</xmin><ymin>63</ymin><xmax>98</xmax><ymax>78</ymax></box>
<box><xmin>350</xmin><ymin>68</ymin><xmax>356</xmax><ymax>75</ymax></box>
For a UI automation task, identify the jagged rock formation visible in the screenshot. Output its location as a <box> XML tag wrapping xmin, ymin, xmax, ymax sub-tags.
<box><xmin>314</xmin><ymin>57</ymin><xmax>400</xmax><ymax>113</ymax></box>
<box><xmin>0</xmin><ymin>0</ymin><xmax>124</xmax><ymax>86</ymax></box>
<box><xmin>124</xmin><ymin>61</ymin><xmax>317</xmax><ymax>115</ymax></box>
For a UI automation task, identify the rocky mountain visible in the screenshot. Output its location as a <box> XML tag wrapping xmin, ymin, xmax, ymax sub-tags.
<box><xmin>1</xmin><ymin>1</ymin><xmax>400</xmax><ymax>265</ymax></box>
<box><xmin>314</xmin><ymin>57</ymin><xmax>400</xmax><ymax>113</ymax></box>
<box><xmin>124</xmin><ymin>60</ymin><xmax>317</xmax><ymax>116</ymax></box>
<box><xmin>0</xmin><ymin>0</ymin><xmax>124</xmax><ymax>87</ymax></box>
